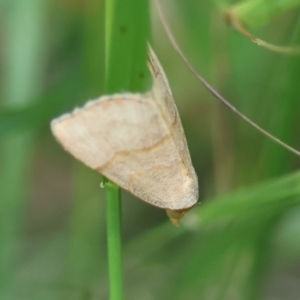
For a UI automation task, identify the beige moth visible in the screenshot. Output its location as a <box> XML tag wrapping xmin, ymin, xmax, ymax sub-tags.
<box><xmin>51</xmin><ymin>46</ymin><xmax>199</xmax><ymax>226</ymax></box>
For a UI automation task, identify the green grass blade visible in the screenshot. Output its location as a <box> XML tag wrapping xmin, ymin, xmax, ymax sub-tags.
<box><xmin>104</xmin><ymin>0</ymin><xmax>150</xmax><ymax>299</ymax></box>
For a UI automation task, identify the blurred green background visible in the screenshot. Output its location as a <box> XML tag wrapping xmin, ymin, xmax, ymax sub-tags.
<box><xmin>1</xmin><ymin>0</ymin><xmax>300</xmax><ymax>299</ymax></box>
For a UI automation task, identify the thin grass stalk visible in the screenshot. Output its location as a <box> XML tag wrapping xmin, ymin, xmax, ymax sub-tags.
<box><xmin>104</xmin><ymin>0</ymin><xmax>150</xmax><ymax>299</ymax></box>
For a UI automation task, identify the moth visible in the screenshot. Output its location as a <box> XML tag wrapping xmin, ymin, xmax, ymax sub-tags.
<box><xmin>51</xmin><ymin>46</ymin><xmax>199</xmax><ymax>226</ymax></box>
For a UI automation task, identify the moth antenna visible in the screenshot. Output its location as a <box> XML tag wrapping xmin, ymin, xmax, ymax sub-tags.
<box><xmin>154</xmin><ymin>0</ymin><xmax>300</xmax><ymax>157</ymax></box>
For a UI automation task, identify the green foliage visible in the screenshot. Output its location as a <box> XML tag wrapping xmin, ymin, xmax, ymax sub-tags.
<box><xmin>1</xmin><ymin>0</ymin><xmax>300</xmax><ymax>299</ymax></box>
<box><xmin>228</xmin><ymin>0</ymin><xmax>300</xmax><ymax>28</ymax></box>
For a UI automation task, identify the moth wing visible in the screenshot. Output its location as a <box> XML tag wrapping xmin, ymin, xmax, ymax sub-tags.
<box><xmin>148</xmin><ymin>46</ymin><xmax>198</xmax><ymax>195</ymax></box>
<box><xmin>51</xmin><ymin>93</ymin><xmax>197</xmax><ymax>210</ymax></box>
<box><xmin>51</xmin><ymin>94</ymin><xmax>166</xmax><ymax>169</ymax></box>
